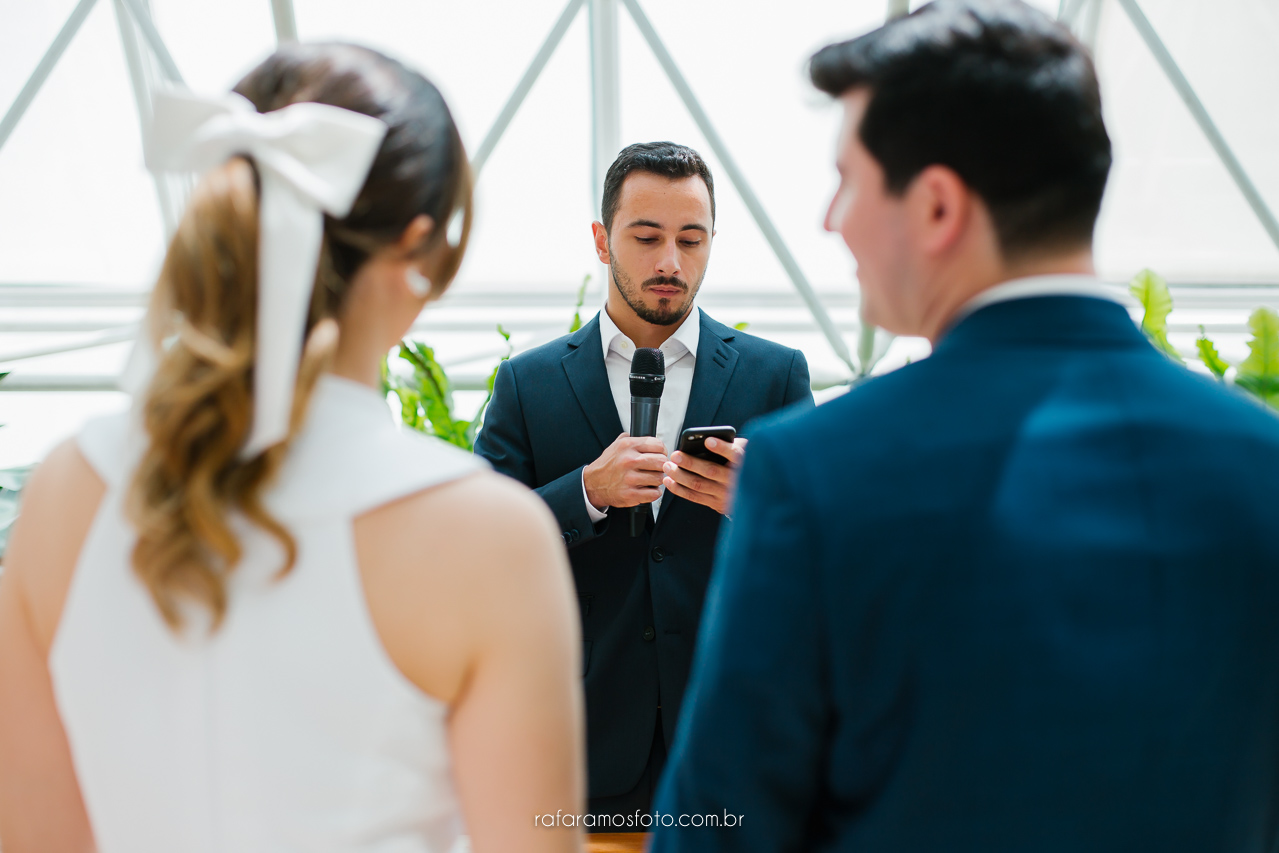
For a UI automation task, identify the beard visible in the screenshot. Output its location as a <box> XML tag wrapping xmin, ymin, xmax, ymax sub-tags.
<box><xmin>609</xmin><ymin>257</ymin><xmax>703</xmax><ymax>327</ymax></box>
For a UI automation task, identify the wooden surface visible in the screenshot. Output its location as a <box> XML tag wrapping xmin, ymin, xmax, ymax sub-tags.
<box><xmin>586</xmin><ymin>833</ymin><xmax>650</xmax><ymax>852</ymax></box>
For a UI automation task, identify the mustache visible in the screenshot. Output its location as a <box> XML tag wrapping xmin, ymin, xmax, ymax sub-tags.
<box><xmin>642</xmin><ymin>276</ymin><xmax>689</xmax><ymax>292</ymax></box>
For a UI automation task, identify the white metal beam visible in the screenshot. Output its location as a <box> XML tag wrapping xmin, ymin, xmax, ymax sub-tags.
<box><xmin>0</xmin><ymin>325</ymin><xmax>138</xmax><ymax>365</ymax></box>
<box><xmin>471</xmin><ymin>0</ymin><xmax>585</xmax><ymax>178</ymax></box>
<box><xmin>270</xmin><ymin>0</ymin><xmax>298</xmax><ymax>43</ymax></box>
<box><xmin>0</xmin><ymin>0</ymin><xmax>101</xmax><ymax>155</ymax></box>
<box><xmin>1080</xmin><ymin>0</ymin><xmax>1103</xmax><ymax>51</ymax></box>
<box><xmin>588</xmin><ymin>0</ymin><xmax>621</xmax><ymax>220</ymax></box>
<box><xmin>619</xmin><ymin>0</ymin><xmax>856</xmax><ymax>374</ymax></box>
<box><xmin>1116</xmin><ymin>0</ymin><xmax>1279</xmax><ymax>254</ymax></box>
<box><xmin>114</xmin><ymin>0</ymin><xmax>187</xmax><ymax>237</ymax></box>
<box><xmin>1059</xmin><ymin>0</ymin><xmax>1089</xmax><ymax>26</ymax></box>
<box><xmin>115</xmin><ymin>0</ymin><xmax>182</xmax><ymax>83</ymax></box>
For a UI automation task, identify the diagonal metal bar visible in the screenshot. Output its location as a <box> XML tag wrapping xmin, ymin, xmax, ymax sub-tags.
<box><xmin>471</xmin><ymin>0</ymin><xmax>586</xmax><ymax>178</ymax></box>
<box><xmin>0</xmin><ymin>325</ymin><xmax>138</xmax><ymax>365</ymax></box>
<box><xmin>1058</xmin><ymin>0</ymin><xmax>1089</xmax><ymax>26</ymax></box>
<box><xmin>1080</xmin><ymin>0</ymin><xmax>1103</xmax><ymax>50</ymax></box>
<box><xmin>620</xmin><ymin>0</ymin><xmax>856</xmax><ymax>373</ymax></box>
<box><xmin>114</xmin><ymin>0</ymin><xmax>184</xmax><ymax>236</ymax></box>
<box><xmin>270</xmin><ymin>0</ymin><xmax>298</xmax><ymax>43</ymax></box>
<box><xmin>1117</xmin><ymin>0</ymin><xmax>1279</xmax><ymax>254</ymax></box>
<box><xmin>116</xmin><ymin>0</ymin><xmax>183</xmax><ymax>83</ymax></box>
<box><xmin>0</xmin><ymin>0</ymin><xmax>101</xmax><ymax>155</ymax></box>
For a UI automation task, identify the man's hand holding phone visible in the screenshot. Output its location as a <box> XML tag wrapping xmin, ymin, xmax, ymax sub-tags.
<box><xmin>663</xmin><ymin>427</ymin><xmax>748</xmax><ymax>517</ymax></box>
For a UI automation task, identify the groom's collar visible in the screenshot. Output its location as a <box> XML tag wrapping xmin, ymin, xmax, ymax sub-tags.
<box><xmin>953</xmin><ymin>274</ymin><xmax>1117</xmax><ymax>326</ymax></box>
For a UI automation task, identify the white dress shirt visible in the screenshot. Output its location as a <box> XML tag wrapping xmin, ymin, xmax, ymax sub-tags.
<box><xmin>582</xmin><ymin>305</ymin><xmax>701</xmax><ymax>522</ymax></box>
<box><xmin>953</xmin><ymin>273</ymin><xmax>1117</xmax><ymax>322</ymax></box>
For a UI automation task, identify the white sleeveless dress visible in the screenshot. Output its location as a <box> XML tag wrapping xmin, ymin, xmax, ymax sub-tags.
<box><xmin>49</xmin><ymin>375</ymin><xmax>485</xmax><ymax>853</ymax></box>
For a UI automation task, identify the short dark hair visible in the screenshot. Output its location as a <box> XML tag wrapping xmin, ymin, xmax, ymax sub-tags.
<box><xmin>809</xmin><ymin>0</ymin><xmax>1111</xmax><ymax>259</ymax></box>
<box><xmin>601</xmin><ymin>142</ymin><xmax>716</xmax><ymax>233</ymax></box>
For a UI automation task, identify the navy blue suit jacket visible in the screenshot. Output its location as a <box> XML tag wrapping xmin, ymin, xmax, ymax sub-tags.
<box><xmin>654</xmin><ymin>296</ymin><xmax>1279</xmax><ymax>851</ymax></box>
<box><xmin>474</xmin><ymin>309</ymin><xmax>812</xmax><ymax>798</ymax></box>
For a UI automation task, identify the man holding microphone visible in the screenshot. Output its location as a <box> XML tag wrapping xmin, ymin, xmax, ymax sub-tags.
<box><xmin>475</xmin><ymin>141</ymin><xmax>812</xmax><ymax>826</ymax></box>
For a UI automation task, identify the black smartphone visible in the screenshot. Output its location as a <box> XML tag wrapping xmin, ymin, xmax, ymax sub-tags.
<box><xmin>678</xmin><ymin>426</ymin><xmax>737</xmax><ymax>465</ymax></box>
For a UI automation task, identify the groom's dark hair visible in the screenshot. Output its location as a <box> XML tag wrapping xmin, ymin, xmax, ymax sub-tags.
<box><xmin>810</xmin><ymin>0</ymin><xmax>1112</xmax><ymax>259</ymax></box>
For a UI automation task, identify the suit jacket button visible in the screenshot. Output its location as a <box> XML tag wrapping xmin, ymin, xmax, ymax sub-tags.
<box><xmin>562</xmin><ymin>532</ymin><xmax>571</xmax><ymax>544</ymax></box>
<box><xmin>651</xmin><ymin>547</ymin><xmax>665</xmax><ymax>562</ymax></box>
<box><xmin>642</xmin><ymin>626</ymin><xmax>656</xmax><ymax>642</ymax></box>
<box><xmin>570</xmin><ymin>528</ymin><xmax>579</xmax><ymax>541</ymax></box>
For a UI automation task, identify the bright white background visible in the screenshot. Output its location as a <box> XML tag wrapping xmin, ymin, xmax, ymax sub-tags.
<box><xmin>2</xmin><ymin>0</ymin><xmax>1278</xmax><ymax>467</ymax></box>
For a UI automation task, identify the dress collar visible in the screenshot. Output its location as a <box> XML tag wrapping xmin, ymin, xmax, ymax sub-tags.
<box><xmin>312</xmin><ymin>373</ymin><xmax>394</xmax><ymax>424</ymax></box>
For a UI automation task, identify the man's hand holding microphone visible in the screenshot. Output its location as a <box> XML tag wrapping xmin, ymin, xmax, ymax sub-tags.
<box><xmin>583</xmin><ymin>434</ymin><xmax>745</xmax><ymax>518</ymax></box>
<box><xmin>582</xmin><ymin>346</ymin><xmax>745</xmax><ymax>523</ymax></box>
<box><xmin>583</xmin><ymin>434</ymin><xmax>670</xmax><ymax>511</ymax></box>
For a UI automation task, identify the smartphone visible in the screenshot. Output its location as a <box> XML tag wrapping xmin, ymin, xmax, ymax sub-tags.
<box><xmin>678</xmin><ymin>426</ymin><xmax>737</xmax><ymax>465</ymax></box>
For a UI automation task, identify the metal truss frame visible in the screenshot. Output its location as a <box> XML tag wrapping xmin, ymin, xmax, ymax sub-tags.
<box><xmin>2</xmin><ymin>0</ymin><xmax>1277</xmax><ymax>382</ymax></box>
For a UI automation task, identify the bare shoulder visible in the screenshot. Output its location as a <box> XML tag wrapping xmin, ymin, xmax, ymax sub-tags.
<box><xmin>408</xmin><ymin>467</ymin><xmax>554</xmax><ymax>519</ymax></box>
<box><xmin>5</xmin><ymin>439</ymin><xmax>106</xmax><ymax>653</ymax></box>
<box><xmin>354</xmin><ymin>470</ymin><xmax>573</xmax><ymax>704</ymax></box>
<box><xmin>361</xmin><ymin>469</ymin><xmax>561</xmax><ymax>566</ymax></box>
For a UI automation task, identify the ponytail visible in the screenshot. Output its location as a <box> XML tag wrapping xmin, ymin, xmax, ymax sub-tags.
<box><xmin>128</xmin><ymin>157</ymin><xmax>337</xmax><ymax>630</ymax></box>
<box><xmin>130</xmin><ymin>42</ymin><xmax>473</xmax><ymax>631</ymax></box>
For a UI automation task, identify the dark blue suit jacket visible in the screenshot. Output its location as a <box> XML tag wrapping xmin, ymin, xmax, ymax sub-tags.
<box><xmin>654</xmin><ymin>296</ymin><xmax>1279</xmax><ymax>851</ymax></box>
<box><xmin>474</xmin><ymin>309</ymin><xmax>812</xmax><ymax>798</ymax></box>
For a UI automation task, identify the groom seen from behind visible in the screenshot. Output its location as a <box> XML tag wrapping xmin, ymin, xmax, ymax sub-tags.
<box><xmin>654</xmin><ymin>1</ymin><xmax>1279</xmax><ymax>850</ymax></box>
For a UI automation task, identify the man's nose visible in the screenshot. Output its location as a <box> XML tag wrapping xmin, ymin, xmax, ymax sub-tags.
<box><xmin>656</xmin><ymin>240</ymin><xmax>681</xmax><ymax>277</ymax></box>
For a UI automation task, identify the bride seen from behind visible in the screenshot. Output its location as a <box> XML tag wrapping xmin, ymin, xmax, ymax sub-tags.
<box><xmin>0</xmin><ymin>43</ymin><xmax>584</xmax><ymax>853</ymax></box>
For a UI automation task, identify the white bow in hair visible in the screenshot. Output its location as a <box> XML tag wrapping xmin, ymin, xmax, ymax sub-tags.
<box><xmin>136</xmin><ymin>89</ymin><xmax>388</xmax><ymax>456</ymax></box>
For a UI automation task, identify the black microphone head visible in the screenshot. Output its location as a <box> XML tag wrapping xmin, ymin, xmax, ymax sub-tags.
<box><xmin>630</xmin><ymin>347</ymin><xmax>664</xmax><ymax>376</ymax></box>
<box><xmin>629</xmin><ymin>347</ymin><xmax>666</xmax><ymax>398</ymax></box>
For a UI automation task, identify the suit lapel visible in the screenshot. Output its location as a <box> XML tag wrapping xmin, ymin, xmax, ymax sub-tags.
<box><xmin>562</xmin><ymin>312</ymin><xmax>625</xmax><ymax>449</ymax></box>
<box><xmin>679</xmin><ymin>311</ymin><xmax>739</xmax><ymax>435</ymax></box>
<box><xmin>656</xmin><ymin>311</ymin><xmax>739</xmax><ymax>529</ymax></box>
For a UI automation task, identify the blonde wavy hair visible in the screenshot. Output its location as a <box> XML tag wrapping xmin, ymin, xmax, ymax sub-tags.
<box><xmin>128</xmin><ymin>44</ymin><xmax>472</xmax><ymax>631</ymax></box>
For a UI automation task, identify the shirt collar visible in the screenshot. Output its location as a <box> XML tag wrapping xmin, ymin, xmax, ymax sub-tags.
<box><xmin>599</xmin><ymin>304</ymin><xmax>701</xmax><ymax>365</ymax></box>
<box><xmin>954</xmin><ymin>274</ymin><xmax>1117</xmax><ymax>324</ymax></box>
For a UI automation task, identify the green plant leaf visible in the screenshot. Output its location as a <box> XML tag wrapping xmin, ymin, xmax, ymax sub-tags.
<box><xmin>1129</xmin><ymin>268</ymin><xmax>1183</xmax><ymax>363</ymax></box>
<box><xmin>467</xmin><ymin>324</ymin><xmax>515</xmax><ymax>444</ymax></box>
<box><xmin>0</xmin><ymin>464</ymin><xmax>36</xmax><ymax>560</ymax></box>
<box><xmin>733</xmin><ymin>321</ymin><xmax>750</xmax><ymax>331</ymax></box>
<box><xmin>1195</xmin><ymin>325</ymin><xmax>1229</xmax><ymax>381</ymax></box>
<box><xmin>388</xmin><ymin>340</ymin><xmax>476</xmax><ymax>450</ymax></box>
<box><xmin>568</xmin><ymin>274</ymin><xmax>591</xmax><ymax>333</ymax></box>
<box><xmin>1236</xmin><ymin>307</ymin><xmax>1279</xmax><ymax>409</ymax></box>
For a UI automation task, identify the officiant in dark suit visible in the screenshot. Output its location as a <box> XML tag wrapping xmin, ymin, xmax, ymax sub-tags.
<box><xmin>474</xmin><ymin>142</ymin><xmax>812</xmax><ymax>825</ymax></box>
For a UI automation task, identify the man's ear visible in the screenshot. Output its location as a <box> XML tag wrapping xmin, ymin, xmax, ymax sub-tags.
<box><xmin>907</xmin><ymin>165</ymin><xmax>971</xmax><ymax>257</ymax></box>
<box><xmin>590</xmin><ymin>221</ymin><xmax>611</xmax><ymax>264</ymax></box>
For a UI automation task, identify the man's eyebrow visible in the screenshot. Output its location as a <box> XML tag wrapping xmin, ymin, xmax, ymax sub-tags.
<box><xmin>624</xmin><ymin>219</ymin><xmax>709</xmax><ymax>234</ymax></box>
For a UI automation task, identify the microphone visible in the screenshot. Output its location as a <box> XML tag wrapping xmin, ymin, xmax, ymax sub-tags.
<box><xmin>629</xmin><ymin>347</ymin><xmax>665</xmax><ymax>537</ymax></box>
